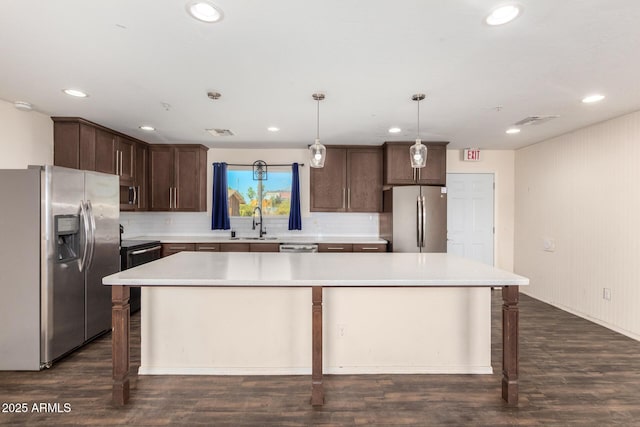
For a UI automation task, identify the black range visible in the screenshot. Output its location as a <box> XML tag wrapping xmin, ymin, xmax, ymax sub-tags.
<box><xmin>120</xmin><ymin>239</ymin><xmax>162</xmax><ymax>313</ymax></box>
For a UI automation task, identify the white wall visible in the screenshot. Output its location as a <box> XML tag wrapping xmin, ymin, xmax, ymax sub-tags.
<box><xmin>515</xmin><ymin>110</ymin><xmax>640</xmax><ymax>341</ymax></box>
<box><xmin>447</xmin><ymin>150</ymin><xmax>515</xmax><ymax>271</ymax></box>
<box><xmin>0</xmin><ymin>99</ymin><xmax>53</xmax><ymax>168</ymax></box>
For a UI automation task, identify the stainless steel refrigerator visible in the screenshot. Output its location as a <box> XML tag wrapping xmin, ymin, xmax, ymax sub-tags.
<box><xmin>380</xmin><ymin>186</ymin><xmax>447</xmax><ymax>252</ymax></box>
<box><xmin>0</xmin><ymin>165</ymin><xmax>119</xmax><ymax>370</ymax></box>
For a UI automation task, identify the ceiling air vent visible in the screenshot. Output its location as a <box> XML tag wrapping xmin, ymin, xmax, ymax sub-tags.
<box><xmin>206</xmin><ymin>128</ymin><xmax>234</xmax><ymax>136</ymax></box>
<box><xmin>513</xmin><ymin>115</ymin><xmax>559</xmax><ymax>126</ymax></box>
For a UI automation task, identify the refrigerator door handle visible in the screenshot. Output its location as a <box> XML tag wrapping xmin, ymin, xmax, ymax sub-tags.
<box><xmin>85</xmin><ymin>200</ymin><xmax>97</xmax><ymax>270</ymax></box>
<box><xmin>79</xmin><ymin>200</ymin><xmax>90</xmax><ymax>272</ymax></box>
<box><xmin>416</xmin><ymin>195</ymin><xmax>423</xmax><ymax>248</ymax></box>
<box><xmin>421</xmin><ymin>195</ymin><xmax>427</xmax><ymax>248</ymax></box>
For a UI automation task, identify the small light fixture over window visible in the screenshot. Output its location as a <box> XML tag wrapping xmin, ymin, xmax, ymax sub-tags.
<box><xmin>309</xmin><ymin>93</ymin><xmax>326</xmax><ymax>168</ymax></box>
<box><xmin>388</xmin><ymin>127</ymin><xmax>402</xmax><ymax>134</ymax></box>
<box><xmin>186</xmin><ymin>0</ymin><xmax>224</xmax><ymax>23</ymax></box>
<box><xmin>409</xmin><ymin>93</ymin><xmax>427</xmax><ymax>168</ymax></box>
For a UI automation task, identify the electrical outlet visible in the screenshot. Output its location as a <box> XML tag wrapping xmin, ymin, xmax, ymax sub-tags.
<box><xmin>603</xmin><ymin>288</ymin><xmax>611</xmax><ymax>301</ymax></box>
<box><xmin>337</xmin><ymin>324</ymin><xmax>346</xmax><ymax>338</ymax></box>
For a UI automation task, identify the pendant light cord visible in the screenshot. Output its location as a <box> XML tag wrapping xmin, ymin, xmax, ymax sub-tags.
<box><xmin>416</xmin><ymin>98</ymin><xmax>420</xmax><ymax>139</ymax></box>
<box><xmin>316</xmin><ymin>98</ymin><xmax>320</xmax><ymax>141</ymax></box>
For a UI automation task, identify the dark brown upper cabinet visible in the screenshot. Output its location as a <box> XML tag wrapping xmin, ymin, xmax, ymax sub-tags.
<box><xmin>383</xmin><ymin>141</ymin><xmax>448</xmax><ymax>186</ymax></box>
<box><xmin>310</xmin><ymin>146</ymin><xmax>382</xmax><ymax>213</ymax></box>
<box><xmin>52</xmin><ymin>117</ymin><xmax>148</xmax><ymax>211</ymax></box>
<box><xmin>149</xmin><ymin>145</ymin><xmax>208</xmax><ymax>212</ymax></box>
<box><xmin>54</xmin><ymin>118</ymin><xmax>135</xmax><ymax>184</ymax></box>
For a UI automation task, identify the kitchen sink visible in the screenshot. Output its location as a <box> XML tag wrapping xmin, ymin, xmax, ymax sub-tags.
<box><xmin>243</xmin><ymin>237</ymin><xmax>278</xmax><ymax>240</ymax></box>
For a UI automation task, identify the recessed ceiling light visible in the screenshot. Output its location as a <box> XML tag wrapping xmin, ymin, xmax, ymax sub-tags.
<box><xmin>506</xmin><ymin>128</ymin><xmax>521</xmax><ymax>134</ymax></box>
<box><xmin>582</xmin><ymin>94</ymin><xmax>605</xmax><ymax>104</ymax></box>
<box><xmin>486</xmin><ymin>4</ymin><xmax>521</xmax><ymax>26</ymax></box>
<box><xmin>267</xmin><ymin>126</ymin><xmax>280</xmax><ymax>132</ymax></box>
<box><xmin>63</xmin><ymin>88</ymin><xmax>88</xmax><ymax>98</ymax></box>
<box><xmin>388</xmin><ymin>127</ymin><xmax>402</xmax><ymax>134</ymax></box>
<box><xmin>186</xmin><ymin>1</ymin><xmax>223</xmax><ymax>23</ymax></box>
<box><xmin>139</xmin><ymin>125</ymin><xmax>155</xmax><ymax>131</ymax></box>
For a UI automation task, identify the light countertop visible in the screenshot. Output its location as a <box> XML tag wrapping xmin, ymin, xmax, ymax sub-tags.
<box><xmin>103</xmin><ymin>252</ymin><xmax>529</xmax><ymax>288</ymax></box>
<box><xmin>126</xmin><ymin>235</ymin><xmax>387</xmax><ymax>245</ymax></box>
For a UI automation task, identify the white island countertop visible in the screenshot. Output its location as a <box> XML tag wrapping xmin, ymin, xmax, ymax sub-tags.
<box><xmin>103</xmin><ymin>252</ymin><xmax>529</xmax><ymax>288</ymax></box>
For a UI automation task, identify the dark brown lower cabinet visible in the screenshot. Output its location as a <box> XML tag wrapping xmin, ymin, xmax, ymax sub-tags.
<box><xmin>161</xmin><ymin>243</ymin><xmax>195</xmax><ymax>257</ymax></box>
<box><xmin>318</xmin><ymin>244</ymin><xmax>353</xmax><ymax>253</ymax></box>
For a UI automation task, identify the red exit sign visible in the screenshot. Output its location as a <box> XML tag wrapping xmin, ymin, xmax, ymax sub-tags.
<box><xmin>463</xmin><ymin>148</ymin><xmax>481</xmax><ymax>161</ymax></box>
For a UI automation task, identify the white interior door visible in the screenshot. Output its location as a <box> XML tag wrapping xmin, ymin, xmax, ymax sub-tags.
<box><xmin>446</xmin><ymin>173</ymin><xmax>494</xmax><ymax>265</ymax></box>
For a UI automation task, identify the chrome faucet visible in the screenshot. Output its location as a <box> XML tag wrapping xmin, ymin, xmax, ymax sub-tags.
<box><xmin>252</xmin><ymin>206</ymin><xmax>265</xmax><ymax>238</ymax></box>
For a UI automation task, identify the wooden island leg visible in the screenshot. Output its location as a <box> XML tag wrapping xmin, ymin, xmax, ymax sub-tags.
<box><xmin>311</xmin><ymin>286</ymin><xmax>324</xmax><ymax>406</ymax></box>
<box><xmin>112</xmin><ymin>285</ymin><xmax>131</xmax><ymax>406</ymax></box>
<box><xmin>502</xmin><ymin>285</ymin><xmax>519</xmax><ymax>405</ymax></box>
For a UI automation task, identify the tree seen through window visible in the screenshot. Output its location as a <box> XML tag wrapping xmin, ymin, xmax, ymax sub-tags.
<box><xmin>227</xmin><ymin>169</ymin><xmax>292</xmax><ymax>217</ymax></box>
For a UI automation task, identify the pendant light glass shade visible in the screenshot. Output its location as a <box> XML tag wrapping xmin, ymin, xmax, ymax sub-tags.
<box><xmin>409</xmin><ymin>93</ymin><xmax>427</xmax><ymax>168</ymax></box>
<box><xmin>309</xmin><ymin>93</ymin><xmax>326</xmax><ymax>168</ymax></box>
<box><xmin>309</xmin><ymin>139</ymin><xmax>326</xmax><ymax>168</ymax></box>
<box><xmin>410</xmin><ymin>138</ymin><xmax>427</xmax><ymax>168</ymax></box>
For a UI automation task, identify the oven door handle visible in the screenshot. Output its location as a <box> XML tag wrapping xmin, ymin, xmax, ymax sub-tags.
<box><xmin>129</xmin><ymin>245</ymin><xmax>162</xmax><ymax>255</ymax></box>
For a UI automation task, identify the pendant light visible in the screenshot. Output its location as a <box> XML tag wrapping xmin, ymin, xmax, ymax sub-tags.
<box><xmin>409</xmin><ymin>93</ymin><xmax>427</xmax><ymax>168</ymax></box>
<box><xmin>309</xmin><ymin>93</ymin><xmax>326</xmax><ymax>168</ymax></box>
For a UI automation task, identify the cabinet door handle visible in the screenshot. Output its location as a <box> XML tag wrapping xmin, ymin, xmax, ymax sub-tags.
<box><xmin>361</xmin><ymin>247</ymin><xmax>380</xmax><ymax>251</ymax></box>
<box><xmin>169</xmin><ymin>188</ymin><xmax>173</xmax><ymax>209</ymax></box>
<box><xmin>115</xmin><ymin>150</ymin><xmax>119</xmax><ymax>176</ymax></box>
<box><xmin>327</xmin><ymin>247</ymin><xmax>344</xmax><ymax>250</ymax></box>
<box><xmin>198</xmin><ymin>246</ymin><xmax>218</xmax><ymax>250</ymax></box>
<box><xmin>136</xmin><ymin>186</ymin><xmax>140</xmax><ymax>208</ymax></box>
<box><xmin>347</xmin><ymin>188</ymin><xmax>351</xmax><ymax>209</ymax></box>
<box><xmin>342</xmin><ymin>188</ymin><xmax>346</xmax><ymax>209</ymax></box>
<box><xmin>120</xmin><ymin>151</ymin><xmax>124</xmax><ymax>175</ymax></box>
<box><xmin>174</xmin><ymin>187</ymin><xmax>178</xmax><ymax>209</ymax></box>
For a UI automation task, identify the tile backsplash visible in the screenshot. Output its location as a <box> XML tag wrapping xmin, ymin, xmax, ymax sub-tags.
<box><xmin>120</xmin><ymin>212</ymin><xmax>379</xmax><ymax>239</ymax></box>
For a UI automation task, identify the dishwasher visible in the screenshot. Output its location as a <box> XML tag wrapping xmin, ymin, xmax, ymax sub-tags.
<box><xmin>279</xmin><ymin>243</ymin><xmax>318</xmax><ymax>253</ymax></box>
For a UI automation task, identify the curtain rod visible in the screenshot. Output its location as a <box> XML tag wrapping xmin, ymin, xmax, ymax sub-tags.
<box><xmin>221</xmin><ymin>163</ymin><xmax>305</xmax><ymax>167</ymax></box>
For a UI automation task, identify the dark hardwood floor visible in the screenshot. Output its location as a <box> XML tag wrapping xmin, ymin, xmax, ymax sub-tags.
<box><xmin>1</xmin><ymin>291</ymin><xmax>639</xmax><ymax>426</ymax></box>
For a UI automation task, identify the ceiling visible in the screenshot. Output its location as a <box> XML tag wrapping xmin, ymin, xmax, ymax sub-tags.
<box><xmin>1</xmin><ymin>0</ymin><xmax>639</xmax><ymax>150</ymax></box>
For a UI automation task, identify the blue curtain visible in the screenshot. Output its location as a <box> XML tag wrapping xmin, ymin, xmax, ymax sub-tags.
<box><xmin>288</xmin><ymin>163</ymin><xmax>302</xmax><ymax>230</ymax></box>
<box><xmin>211</xmin><ymin>162</ymin><xmax>230</xmax><ymax>230</ymax></box>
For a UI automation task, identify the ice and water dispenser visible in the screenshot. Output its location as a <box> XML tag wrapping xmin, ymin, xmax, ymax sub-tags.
<box><xmin>54</xmin><ymin>214</ymin><xmax>80</xmax><ymax>262</ymax></box>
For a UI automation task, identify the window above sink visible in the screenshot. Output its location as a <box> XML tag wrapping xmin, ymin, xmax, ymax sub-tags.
<box><xmin>227</xmin><ymin>167</ymin><xmax>292</xmax><ymax>218</ymax></box>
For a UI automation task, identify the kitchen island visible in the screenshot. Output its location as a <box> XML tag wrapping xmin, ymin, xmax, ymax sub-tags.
<box><xmin>103</xmin><ymin>252</ymin><xmax>528</xmax><ymax>406</ymax></box>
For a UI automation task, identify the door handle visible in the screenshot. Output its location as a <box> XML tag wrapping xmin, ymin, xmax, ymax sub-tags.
<box><xmin>130</xmin><ymin>245</ymin><xmax>162</xmax><ymax>255</ymax></box>
<box><xmin>86</xmin><ymin>200</ymin><xmax>97</xmax><ymax>269</ymax></box>
<box><xmin>416</xmin><ymin>195</ymin><xmax>422</xmax><ymax>248</ymax></box>
<box><xmin>421</xmin><ymin>195</ymin><xmax>427</xmax><ymax>248</ymax></box>
<box><xmin>79</xmin><ymin>201</ymin><xmax>89</xmax><ymax>272</ymax></box>
<box><xmin>174</xmin><ymin>187</ymin><xmax>178</xmax><ymax>209</ymax></box>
